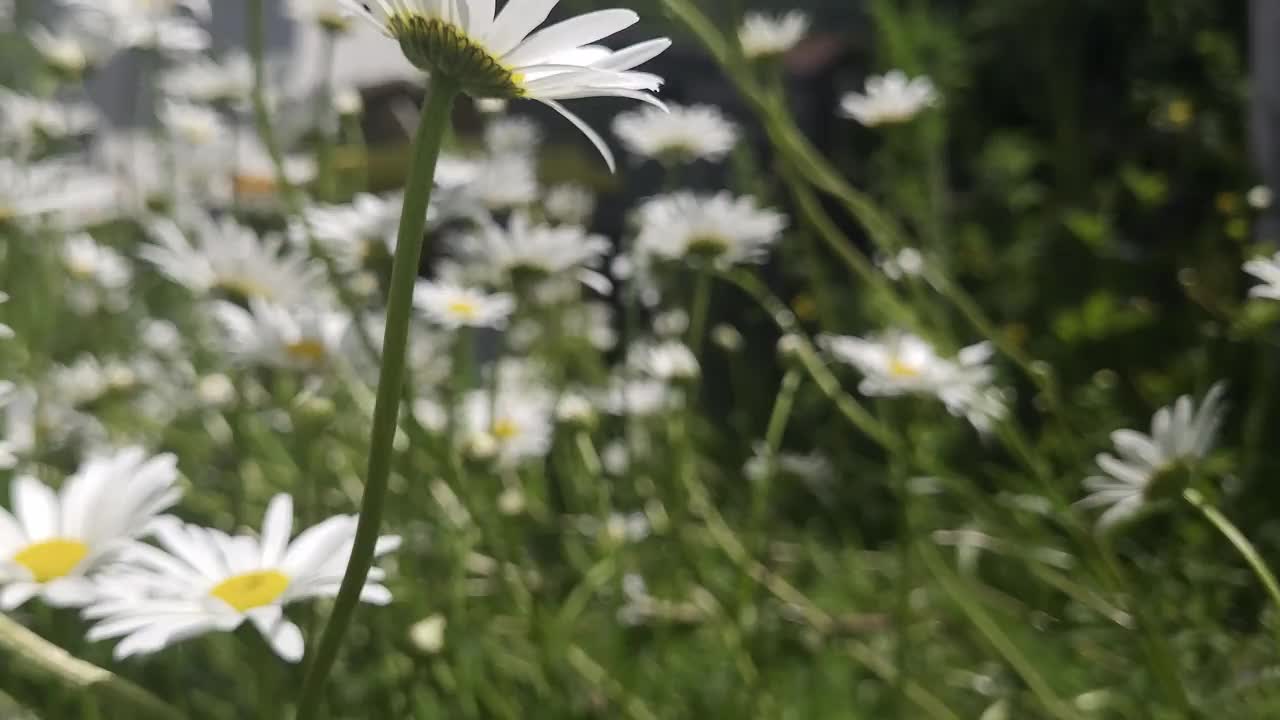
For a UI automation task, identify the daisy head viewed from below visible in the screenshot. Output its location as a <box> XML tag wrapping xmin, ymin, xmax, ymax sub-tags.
<box><xmin>0</xmin><ymin>447</ymin><xmax>181</xmax><ymax>610</ymax></box>
<box><xmin>1080</xmin><ymin>383</ymin><xmax>1228</xmax><ymax>533</ymax></box>
<box><xmin>738</xmin><ymin>11</ymin><xmax>809</xmax><ymax>60</ymax></box>
<box><xmin>84</xmin><ymin>494</ymin><xmax>400</xmax><ymax>661</ymax></box>
<box><xmin>612</xmin><ymin>103</ymin><xmax>739</xmax><ymax>165</ymax></box>
<box><xmin>840</xmin><ymin>70</ymin><xmax>939</xmax><ymax>127</ymax></box>
<box><xmin>340</xmin><ymin>0</ymin><xmax>671</xmax><ymax>170</ymax></box>
<box><xmin>634</xmin><ymin>191</ymin><xmax>788</xmax><ymax>267</ymax></box>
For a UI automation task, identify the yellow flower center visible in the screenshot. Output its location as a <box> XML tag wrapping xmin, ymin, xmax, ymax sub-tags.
<box><xmin>446</xmin><ymin>300</ymin><xmax>479</xmax><ymax>321</ymax></box>
<box><xmin>387</xmin><ymin>14</ymin><xmax>525</xmax><ymax>98</ymax></box>
<box><xmin>285</xmin><ymin>339</ymin><xmax>328</xmax><ymax>364</ymax></box>
<box><xmin>13</xmin><ymin>539</ymin><xmax>90</xmax><ymax>583</ymax></box>
<box><xmin>888</xmin><ymin>357</ymin><xmax>921</xmax><ymax>379</ymax></box>
<box><xmin>209</xmin><ymin>570</ymin><xmax>291</xmax><ymax>613</ymax></box>
<box><xmin>215</xmin><ymin>277</ymin><xmax>272</xmax><ymax>302</ymax></box>
<box><xmin>492</xmin><ymin>418</ymin><xmax>520</xmax><ymax>440</ymax></box>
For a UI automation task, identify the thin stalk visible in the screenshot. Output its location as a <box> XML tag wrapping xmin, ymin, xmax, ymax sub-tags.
<box><xmin>314</xmin><ymin>29</ymin><xmax>338</xmax><ymax>201</ymax></box>
<box><xmin>1185</xmin><ymin>488</ymin><xmax>1280</xmax><ymax>614</ymax></box>
<box><xmin>296</xmin><ymin>77</ymin><xmax>459</xmax><ymax>718</ymax></box>
<box><xmin>0</xmin><ymin>615</ymin><xmax>184</xmax><ymax>720</ymax></box>
<box><xmin>687</xmin><ymin>267</ymin><xmax>712</xmax><ymax>356</ymax></box>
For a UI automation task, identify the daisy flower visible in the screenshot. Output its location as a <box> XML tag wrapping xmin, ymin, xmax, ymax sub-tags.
<box><xmin>628</xmin><ymin>340</ymin><xmax>699</xmax><ymax>381</ymax></box>
<box><xmin>141</xmin><ymin>215</ymin><xmax>325</xmax><ymax>305</ymax></box>
<box><xmin>821</xmin><ymin>330</ymin><xmax>1006</xmax><ymax>432</ymax></box>
<box><xmin>1244</xmin><ymin>252</ymin><xmax>1280</xmax><ymax>300</ymax></box>
<box><xmin>414</xmin><ymin>280</ymin><xmax>514</xmax><ymax>329</ymax></box>
<box><xmin>341</xmin><ymin>0</ymin><xmax>671</xmax><ymax>170</ymax></box>
<box><xmin>0</xmin><ymin>91</ymin><xmax>99</xmax><ymax>150</ymax></box>
<box><xmin>212</xmin><ymin>299</ymin><xmax>351</xmax><ymax>370</ymax></box>
<box><xmin>28</xmin><ymin>16</ymin><xmax>117</xmax><ymax>79</ymax></box>
<box><xmin>634</xmin><ymin>191</ymin><xmax>788</xmax><ymax>266</ymax></box>
<box><xmin>158</xmin><ymin>99</ymin><xmax>227</xmax><ymax>149</ymax></box>
<box><xmin>61</xmin><ymin>233</ymin><xmax>133</xmax><ymax>290</ymax></box>
<box><xmin>1080</xmin><ymin>383</ymin><xmax>1228</xmax><ymax>532</ymax></box>
<box><xmin>297</xmin><ymin>193</ymin><xmax>403</xmax><ymax>271</ymax></box>
<box><xmin>0</xmin><ymin>158</ymin><xmax>118</xmax><ymax>227</ymax></box>
<box><xmin>287</xmin><ymin>0</ymin><xmax>356</xmax><ymax>32</ymax></box>
<box><xmin>461</xmin><ymin>375</ymin><xmax>555</xmax><ymax>467</ymax></box>
<box><xmin>160</xmin><ymin>52</ymin><xmax>254</xmax><ymax>105</ymax></box>
<box><xmin>84</xmin><ymin>494</ymin><xmax>400</xmax><ymax>661</ymax></box>
<box><xmin>450</xmin><ymin>211</ymin><xmax>610</xmax><ymax>287</ymax></box>
<box><xmin>484</xmin><ymin>116</ymin><xmax>543</xmax><ymax>156</ymax></box>
<box><xmin>544</xmin><ymin>183</ymin><xmax>596</xmax><ymax>226</ymax></box>
<box><xmin>612</xmin><ymin>103</ymin><xmax>739</xmax><ymax>164</ymax></box>
<box><xmin>0</xmin><ymin>447</ymin><xmax>181</xmax><ymax>610</ymax></box>
<box><xmin>738</xmin><ymin>11</ymin><xmax>809</xmax><ymax>60</ymax></box>
<box><xmin>840</xmin><ymin>70</ymin><xmax>939</xmax><ymax>127</ymax></box>
<box><xmin>0</xmin><ymin>291</ymin><xmax>11</xmax><ymax>341</ymax></box>
<box><xmin>67</xmin><ymin>0</ymin><xmax>213</xmax><ymax>54</ymax></box>
<box><xmin>437</xmin><ymin>151</ymin><xmax>540</xmax><ymax>214</ymax></box>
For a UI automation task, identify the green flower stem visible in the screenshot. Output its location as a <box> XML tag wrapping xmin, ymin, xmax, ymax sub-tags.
<box><xmin>0</xmin><ymin>615</ymin><xmax>184</xmax><ymax>720</ymax></box>
<box><xmin>1185</xmin><ymin>488</ymin><xmax>1280</xmax><ymax>614</ymax></box>
<box><xmin>687</xmin><ymin>267</ymin><xmax>712</xmax><ymax>356</ymax></box>
<box><xmin>296</xmin><ymin>77</ymin><xmax>459</xmax><ymax>719</ymax></box>
<box><xmin>313</xmin><ymin>29</ymin><xmax>339</xmax><ymax>201</ymax></box>
<box><xmin>753</xmin><ymin>368</ymin><xmax>801</xmax><ymax>528</ymax></box>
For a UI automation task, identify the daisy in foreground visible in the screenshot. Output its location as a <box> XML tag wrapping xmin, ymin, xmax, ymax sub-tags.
<box><xmin>840</xmin><ymin>70</ymin><xmax>939</xmax><ymax>127</ymax></box>
<box><xmin>340</xmin><ymin>0</ymin><xmax>671</xmax><ymax>170</ymax></box>
<box><xmin>84</xmin><ymin>494</ymin><xmax>400</xmax><ymax>662</ymax></box>
<box><xmin>0</xmin><ymin>447</ymin><xmax>180</xmax><ymax>610</ymax></box>
<box><xmin>1080</xmin><ymin>383</ymin><xmax>1227</xmax><ymax>532</ymax></box>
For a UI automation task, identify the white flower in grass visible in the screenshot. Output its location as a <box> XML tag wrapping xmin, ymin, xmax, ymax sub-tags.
<box><xmin>29</xmin><ymin>17</ymin><xmax>117</xmax><ymax>78</ymax></box>
<box><xmin>1248</xmin><ymin>185</ymin><xmax>1274</xmax><ymax>211</ymax></box>
<box><xmin>212</xmin><ymin>299</ymin><xmax>351</xmax><ymax>371</ymax></box>
<box><xmin>821</xmin><ymin>330</ymin><xmax>1006</xmax><ymax>432</ymax></box>
<box><xmin>342</xmin><ymin>0</ymin><xmax>670</xmax><ymax>170</ymax></box>
<box><xmin>612</xmin><ymin>103</ymin><xmax>738</xmax><ymax>164</ymax></box>
<box><xmin>1244</xmin><ymin>252</ymin><xmax>1280</xmax><ymax>300</ymax></box>
<box><xmin>451</xmin><ymin>211</ymin><xmax>611</xmax><ymax>287</ymax></box>
<box><xmin>635</xmin><ymin>191</ymin><xmax>788</xmax><ymax>266</ymax></box>
<box><xmin>298</xmin><ymin>193</ymin><xmax>404</xmax><ymax>271</ymax></box>
<box><xmin>1080</xmin><ymin>383</ymin><xmax>1227</xmax><ymax>532</ymax></box>
<box><xmin>0</xmin><ymin>448</ymin><xmax>180</xmax><ymax>610</ymax></box>
<box><xmin>160</xmin><ymin>52</ymin><xmax>254</xmax><ymax>105</ymax></box>
<box><xmin>840</xmin><ymin>70</ymin><xmax>939</xmax><ymax>127</ymax></box>
<box><xmin>544</xmin><ymin>184</ymin><xmax>596</xmax><ymax>226</ymax></box>
<box><xmin>0</xmin><ymin>91</ymin><xmax>99</xmax><ymax>148</ymax></box>
<box><xmin>414</xmin><ymin>280</ymin><xmax>514</xmax><ymax>329</ymax></box>
<box><xmin>287</xmin><ymin>0</ymin><xmax>356</xmax><ymax>32</ymax></box>
<box><xmin>66</xmin><ymin>0</ymin><xmax>212</xmax><ymax>53</ymax></box>
<box><xmin>158</xmin><ymin>99</ymin><xmax>227</xmax><ymax>149</ymax></box>
<box><xmin>141</xmin><ymin>216</ymin><xmax>325</xmax><ymax>305</ymax></box>
<box><xmin>438</xmin><ymin>151</ymin><xmax>541</xmax><ymax>214</ymax></box>
<box><xmin>879</xmin><ymin>247</ymin><xmax>926</xmax><ymax>281</ymax></box>
<box><xmin>628</xmin><ymin>340</ymin><xmax>699</xmax><ymax>381</ymax></box>
<box><xmin>484</xmin><ymin>116</ymin><xmax>542</xmax><ymax>156</ymax></box>
<box><xmin>461</xmin><ymin>380</ymin><xmax>555</xmax><ymax>467</ymax></box>
<box><xmin>84</xmin><ymin>494</ymin><xmax>400</xmax><ymax>662</ymax></box>
<box><xmin>738</xmin><ymin>11</ymin><xmax>809</xmax><ymax>60</ymax></box>
<box><xmin>61</xmin><ymin>233</ymin><xmax>133</xmax><ymax>290</ymax></box>
<box><xmin>0</xmin><ymin>158</ymin><xmax>119</xmax><ymax>226</ymax></box>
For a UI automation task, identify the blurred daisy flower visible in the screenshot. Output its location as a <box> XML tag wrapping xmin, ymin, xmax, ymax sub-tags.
<box><xmin>142</xmin><ymin>215</ymin><xmax>324</xmax><ymax>305</ymax></box>
<box><xmin>612</xmin><ymin>103</ymin><xmax>739</xmax><ymax>164</ymax></box>
<box><xmin>297</xmin><ymin>193</ymin><xmax>404</xmax><ymax>272</ymax></box>
<box><xmin>840</xmin><ymin>70</ymin><xmax>939</xmax><ymax>127</ymax></box>
<box><xmin>341</xmin><ymin>0</ymin><xmax>670</xmax><ymax>170</ymax></box>
<box><xmin>84</xmin><ymin>494</ymin><xmax>400</xmax><ymax>662</ymax></box>
<box><xmin>1080</xmin><ymin>383</ymin><xmax>1227</xmax><ymax>532</ymax></box>
<box><xmin>738</xmin><ymin>11</ymin><xmax>809</xmax><ymax>60</ymax></box>
<box><xmin>544</xmin><ymin>184</ymin><xmax>596</xmax><ymax>226</ymax></box>
<box><xmin>1244</xmin><ymin>252</ymin><xmax>1280</xmax><ymax>300</ymax></box>
<box><xmin>451</xmin><ymin>211</ymin><xmax>611</xmax><ymax>289</ymax></box>
<box><xmin>0</xmin><ymin>158</ymin><xmax>119</xmax><ymax>227</ymax></box>
<box><xmin>461</xmin><ymin>374</ymin><xmax>555</xmax><ymax>466</ymax></box>
<box><xmin>484</xmin><ymin>116</ymin><xmax>543</xmax><ymax>157</ymax></box>
<box><xmin>158</xmin><ymin>99</ymin><xmax>227</xmax><ymax>149</ymax></box>
<box><xmin>66</xmin><ymin>0</ymin><xmax>213</xmax><ymax>53</ymax></box>
<box><xmin>414</xmin><ymin>280</ymin><xmax>514</xmax><ymax>329</ymax></box>
<box><xmin>212</xmin><ymin>299</ymin><xmax>352</xmax><ymax>371</ymax></box>
<box><xmin>61</xmin><ymin>233</ymin><xmax>132</xmax><ymax>291</ymax></box>
<box><xmin>628</xmin><ymin>340</ymin><xmax>699</xmax><ymax>381</ymax></box>
<box><xmin>0</xmin><ymin>91</ymin><xmax>99</xmax><ymax>150</ymax></box>
<box><xmin>0</xmin><ymin>447</ymin><xmax>181</xmax><ymax>610</ymax></box>
<box><xmin>28</xmin><ymin>16</ymin><xmax>118</xmax><ymax>79</ymax></box>
<box><xmin>160</xmin><ymin>52</ymin><xmax>254</xmax><ymax>105</ymax></box>
<box><xmin>821</xmin><ymin>330</ymin><xmax>1006</xmax><ymax>432</ymax></box>
<box><xmin>634</xmin><ymin>191</ymin><xmax>788</xmax><ymax>266</ymax></box>
<box><xmin>287</xmin><ymin>0</ymin><xmax>356</xmax><ymax>32</ymax></box>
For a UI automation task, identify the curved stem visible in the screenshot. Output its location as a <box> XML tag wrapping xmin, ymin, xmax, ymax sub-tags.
<box><xmin>295</xmin><ymin>78</ymin><xmax>458</xmax><ymax>718</ymax></box>
<box><xmin>0</xmin><ymin>615</ymin><xmax>184</xmax><ymax>720</ymax></box>
<box><xmin>1185</xmin><ymin>488</ymin><xmax>1280</xmax><ymax>614</ymax></box>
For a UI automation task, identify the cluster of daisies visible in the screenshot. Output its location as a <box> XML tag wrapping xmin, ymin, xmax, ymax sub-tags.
<box><xmin>0</xmin><ymin>0</ymin><xmax>1268</xmax><ymax>682</ymax></box>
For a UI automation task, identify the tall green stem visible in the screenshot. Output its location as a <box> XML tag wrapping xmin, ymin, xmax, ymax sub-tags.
<box><xmin>1185</xmin><ymin>488</ymin><xmax>1280</xmax><ymax>614</ymax></box>
<box><xmin>296</xmin><ymin>78</ymin><xmax>458</xmax><ymax>718</ymax></box>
